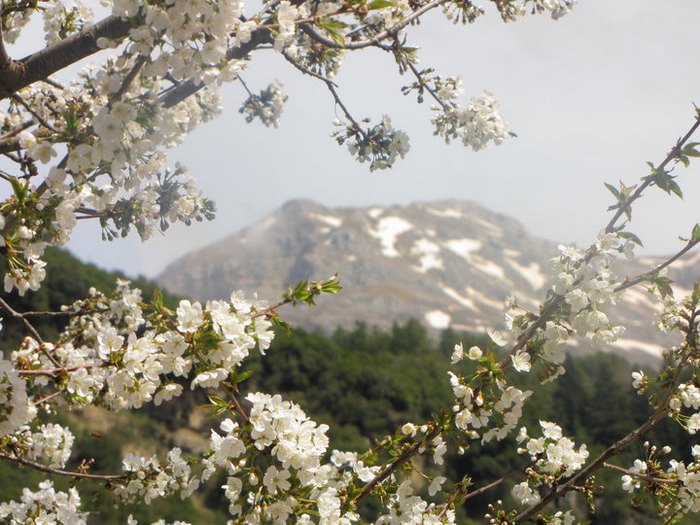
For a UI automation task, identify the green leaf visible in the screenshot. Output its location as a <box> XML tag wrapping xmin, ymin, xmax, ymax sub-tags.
<box><xmin>368</xmin><ymin>0</ymin><xmax>395</xmax><ymax>8</ymax></box>
<box><xmin>317</xmin><ymin>18</ymin><xmax>346</xmax><ymax>45</ymax></box>
<box><xmin>320</xmin><ymin>274</ymin><xmax>342</xmax><ymax>294</ymax></box>
<box><xmin>618</xmin><ymin>230</ymin><xmax>644</xmax><ymax>247</ymax></box>
<box><xmin>207</xmin><ymin>395</ymin><xmax>227</xmax><ymax>408</ymax></box>
<box><xmin>10</xmin><ymin>177</ymin><xmax>27</xmax><ymax>202</ymax></box>
<box><xmin>668</xmin><ymin>178</ymin><xmax>684</xmax><ymax>199</ymax></box>
<box><xmin>234</xmin><ymin>369</ymin><xmax>253</xmax><ymax>383</ymax></box>
<box><xmin>271</xmin><ymin>315</ymin><xmax>292</xmax><ymax>334</ymax></box>
<box><xmin>682</xmin><ymin>142</ymin><xmax>700</xmax><ymax>157</ymax></box>
<box><xmin>653</xmin><ymin>171</ymin><xmax>683</xmax><ymax>199</ymax></box>
<box><xmin>604</xmin><ymin>182</ymin><xmax>620</xmax><ymax>199</ymax></box>
<box><xmin>651</xmin><ymin>275</ymin><xmax>674</xmax><ymax>298</ymax></box>
<box><xmin>692</xmin><ymin>282</ymin><xmax>700</xmax><ymax>305</ymax></box>
<box><xmin>691</xmin><ymin>223</ymin><xmax>700</xmax><ymax>242</ymax></box>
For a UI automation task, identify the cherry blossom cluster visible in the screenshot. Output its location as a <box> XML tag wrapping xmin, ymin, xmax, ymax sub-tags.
<box><xmin>554</xmin><ymin>232</ymin><xmax>633</xmax><ymax>340</ymax></box>
<box><xmin>490</xmin><ymin>0</ymin><xmax>576</xmax><ymax>21</ymax></box>
<box><xmin>201</xmin><ymin>398</ymin><xmax>349</xmax><ymax>522</ymax></box>
<box><xmin>128</xmin><ymin>516</ymin><xmax>192</xmax><ymax>525</ymax></box>
<box><xmin>42</xmin><ymin>0</ymin><xmax>93</xmax><ymax>45</ymax></box>
<box><xmin>479</xmin><ymin>230</ymin><xmax>635</xmax><ymax>387</ymax></box>
<box><xmin>0</xmin><ymin>422</ymin><xmax>74</xmax><ymax>471</ymax></box>
<box><xmin>333</xmin><ymin>116</ymin><xmax>410</xmax><ymax>171</ymax></box>
<box><xmin>239</xmin><ymin>81</ymin><xmax>288</xmax><ymax>128</ymax></box>
<box><xmin>513</xmin><ymin>421</ymin><xmax>589</xmax><ymax>504</ymax></box>
<box><xmin>114</xmin><ymin>447</ymin><xmax>199</xmax><ymax>504</ymax></box>
<box><xmin>1</xmin><ymin>281</ymin><xmax>274</xmax><ymax>443</ymax></box>
<box><xmin>1</xmin><ymin>77</ymin><xmax>216</xmax><ymax>293</ymax></box>
<box><xmin>670</xmin><ymin>382</ymin><xmax>700</xmax><ymax>434</ymax></box>
<box><xmin>620</xmin><ymin>443</ymin><xmax>700</xmax><ymax>521</ymax></box>
<box><xmin>432</xmin><ymin>91</ymin><xmax>510</xmax><ymax>151</ymax></box>
<box><xmin>448</xmin><ymin>346</ymin><xmax>533</xmax><ymax>443</ymax></box>
<box><xmin>26</xmin><ymin>423</ymin><xmax>76</xmax><ymax>468</ymax></box>
<box><xmin>0</xmin><ymin>481</ymin><xmax>87</xmax><ymax>524</ymax></box>
<box><xmin>664</xmin><ymin>446</ymin><xmax>700</xmax><ymax>518</ymax></box>
<box><xmin>0</xmin><ymin>355</ymin><xmax>34</xmax><ymax>436</ymax></box>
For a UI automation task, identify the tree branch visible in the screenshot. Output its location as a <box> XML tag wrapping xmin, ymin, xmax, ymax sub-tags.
<box><xmin>0</xmin><ymin>297</ymin><xmax>45</xmax><ymax>344</ymax></box>
<box><xmin>615</xmin><ymin>236</ymin><xmax>700</xmax><ymax>293</ymax></box>
<box><xmin>353</xmin><ymin>426</ymin><xmax>441</xmax><ymax>507</ymax></box>
<box><xmin>0</xmin><ymin>15</ymin><xmax>131</xmax><ymax>101</ymax></box>
<box><xmin>0</xmin><ymin>25</ymin><xmax>11</xmax><ymax>70</ymax></box>
<box><xmin>0</xmin><ymin>453</ymin><xmax>124</xmax><ymax>481</ymax></box>
<box><xmin>158</xmin><ymin>29</ymin><xmax>272</xmax><ymax>108</ymax></box>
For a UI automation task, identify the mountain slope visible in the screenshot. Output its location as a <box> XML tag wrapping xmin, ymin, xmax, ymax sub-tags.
<box><xmin>158</xmin><ymin>199</ymin><xmax>697</xmax><ymax>364</ymax></box>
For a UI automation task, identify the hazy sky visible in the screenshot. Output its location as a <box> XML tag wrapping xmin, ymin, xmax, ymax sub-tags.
<box><xmin>53</xmin><ymin>1</ymin><xmax>700</xmax><ymax>277</ymax></box>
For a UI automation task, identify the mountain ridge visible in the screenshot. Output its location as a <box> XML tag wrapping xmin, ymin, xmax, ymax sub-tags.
<box><xmin>158</xmin><ymin>199</ymin><xmax>699</xmax><ymax>365</ymax></box>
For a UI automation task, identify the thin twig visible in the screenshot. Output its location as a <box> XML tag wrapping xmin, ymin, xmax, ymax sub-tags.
<box><xmin>300</xmin><ymin>0</ymin><xmax>444</xmax><ymax>50</ymax></box>
<box><xmin>603</xmin><ymin>461</ymin><xmax>681</xmax><ymax>486</ymax></box>
<box><xmin>19</xmin><ymin>309</ymin><xmax>75</xmax><ymax>318</ymax></box>
<box><xmin>497</xmin><ymin>116</ymin><xmax>700</xmax><ymax>371</ymax></box>
<box><xmin>0</xmin><ymin>453</ymin><xmax>124</xmax><ymax>481</ymax></box>
<box><xmin>112</xmin><ymin>55</ymin><xmax>148</xmax><ymax>101</ymax></box>
<box><xmin>0</xmin><ymin>297</ymin><xmax>46</xmax><ymax>345</ymax></box>
<box><xmin>18</xmin><ymin>363</ymin><xmax>101</xmax><ymax>378</ymax></box>
<box><xmin>615</xmin><ymin>237</ymin><xmax>700</xmax><ymax>293</ymax></box>
<box><xmin>11</xmin><ymin>94</ymin><xmax>58</xmax><ymax>133</ymax></box>
<box><xmin>0</xmin><ymin>119</ymin><xmax>33</xmax><ymax>142</ymax></box>
<box><xmin>605</xmin><ymin>117</ymin><xmax>700</xmax><ymax>233</ymax></box>
<box><xmin>32</xmin><ymin>390</ymin><xmax>63</xmax><ymax>406</ymax></box>
<box><xmin>281</xmin><ymin>49</ymin><xmax>338</xmax><ymax>85</ymax></box>
<box><xmin>405</xmin><ymin>60</ymin><xmax>452</xmax><ymax>112</ymax></box>
<box><xmin>279</xmin><ymin>49</ymin><xmax>362</xmax><ymax>133</ymax></box>
<box><xmin>436</xmin><ymin>472</ymin><xmax>511</xmax><ymax>520</ymax></box>
<box><xmin>252</xmin><ymin>298</ymin><xmax>292</xmax><ymax>319</ymax></box>
<box><xmin>353</xmin><ymin>426</ymin><xmax>441</xmax><ymax>507</ymax></box>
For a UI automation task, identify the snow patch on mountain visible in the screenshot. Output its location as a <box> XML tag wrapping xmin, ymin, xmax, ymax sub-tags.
<box><xmin>411</xmin><ymin>239</ymin><xmax>443</xmax><ymax>273</ymax></box>
<box><xmin>425</xmin><ymin>309</ymin><xmax>451</xmax><ymax>329</ymax></box>
<box><xmin>368</xmin><ymin>216</ymin><xmax>413</xmax><ymax>257</ymax></box>
<box><xmin>439</xmin><ymin>285</ymin><xmax>478</xmax><ymax>311</ymax></box>
<box><xmin>309</xmin><ymin>212</ymin><xmax>342</xmax><ymax>228</ymax></box>
<box><xmin>445</xmin><ymin>239</ymin><xmax>483</xmax><ymax>260</ymax></box>
<box><xmin>426</xmin><ymin>207</ymin><xmax>463</xmax><ymax>219</ymax></box>
<box><xmin>464</xmin><ymin>286</ymin><xmax>505</xmax><ymax>310</ymax></box>
<box><xmin>471</xmin><ymin>255</ymin><xmax>507</xmax><ymax>280</ymax></box>
<box><xmin>506</xmin><ymin>259</ymin><xmax>547</xmax><ymax>290</ymax></box>
<box><xmin>471</xmin><ymin>216</ymin><xmax>503</xmax><ymax>237</ymax></box>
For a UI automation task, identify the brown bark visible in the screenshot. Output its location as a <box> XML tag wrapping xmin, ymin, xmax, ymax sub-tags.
<box><xmin>0</xmin><ymin>15</ymin><xmax>131</xmax><ymax>100</ymax></box>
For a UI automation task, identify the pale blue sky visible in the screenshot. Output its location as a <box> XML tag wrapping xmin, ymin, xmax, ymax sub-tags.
<box><xmin>44</xmin><ymin>1</ymin><xmax>700</xmax><ymax>277</ymax></box>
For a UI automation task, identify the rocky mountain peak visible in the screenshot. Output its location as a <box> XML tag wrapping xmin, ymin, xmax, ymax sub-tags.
<box><xmin>158</xmin><ymin>199</ymin><xmax>696</xmax><ymax>365</ymax></box>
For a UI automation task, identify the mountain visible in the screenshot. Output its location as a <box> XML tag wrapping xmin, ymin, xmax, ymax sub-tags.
<box><xmin>158</xmin><ymin>199</ymin><xmax>700</xmax><ymax>365</ymax></box>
